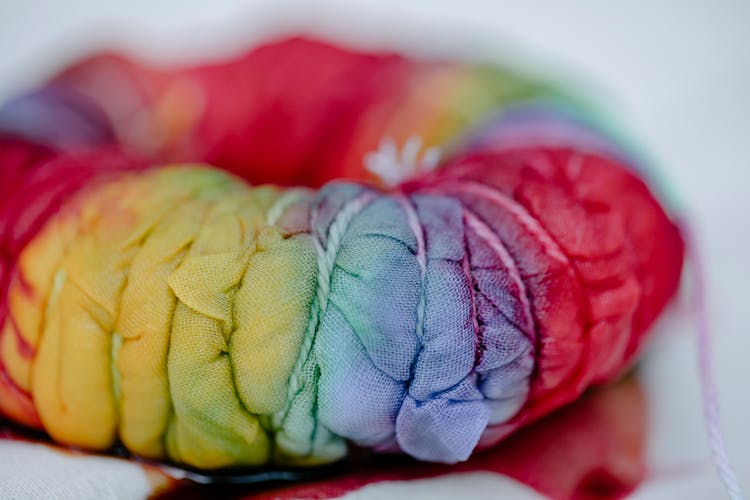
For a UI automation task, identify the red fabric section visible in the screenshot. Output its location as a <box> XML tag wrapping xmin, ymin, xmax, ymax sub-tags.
<box><xmin>52</xmin><ymin>38</ymin><xmax>414</xmax><ymax>187</ymax></box>
<box><xmin>188</xmin><ymin>38</ymin><xmax>412</xmax><ymax>187</ymax></box>
<box><xmin>419</xmin><ymin>147</ymin><xmax>683</xmax><ymax>441</ymax></box>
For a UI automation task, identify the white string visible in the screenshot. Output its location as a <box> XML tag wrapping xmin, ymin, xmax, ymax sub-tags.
<box><xmin>685</xmin><ymin>223</ymin><xmax>745</xmax><ymax>500</ymax></box>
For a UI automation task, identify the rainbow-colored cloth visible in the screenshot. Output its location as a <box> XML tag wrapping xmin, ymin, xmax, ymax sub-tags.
<box><xmin>0</xmin><ymin>37</ymin><xmax>683</xmax><ymax>469</ymax></box>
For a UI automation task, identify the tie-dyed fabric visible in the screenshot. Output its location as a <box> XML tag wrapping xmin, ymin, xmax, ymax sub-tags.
<box><xmin>0</xmin><ymin>37</ymin><xmax>683</xmax><ymax>469</ymax></box>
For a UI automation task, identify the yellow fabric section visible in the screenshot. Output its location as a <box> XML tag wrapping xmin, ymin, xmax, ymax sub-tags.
<box><xmin>230</xmin><ymin>227</ymin><xmax>318</xmax><ymax>415</ymax></box>
<box><xmin>164</xmin><ymin>187</ymin><xmax>276</xmax><ymax>468</ymax></box>
<box><xmin>0</xmin><ymin>324</ymin><xmax>32</xmax><ymax>392</ymax></box>
<box><xmin>115</xmin><ymin>172</ymin><xmax>234</xmax><ymax>459</ymax></box>
<box><xmin>32</xmin><ymin>168</ymin><xmax>225</xmax><ymax>448</ymax></box>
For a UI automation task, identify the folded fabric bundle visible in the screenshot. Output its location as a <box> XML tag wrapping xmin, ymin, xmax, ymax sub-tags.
<box><xmin>0</xmin><ymin>37</ymin><xmax>683</xmax><ymax>469</ymax></box>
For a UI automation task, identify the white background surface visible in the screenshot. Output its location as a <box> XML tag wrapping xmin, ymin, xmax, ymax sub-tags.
<box><xmin>0</xmin><ymin>1</ymin><xmax>748</xmax><ymax>498</ymax></box>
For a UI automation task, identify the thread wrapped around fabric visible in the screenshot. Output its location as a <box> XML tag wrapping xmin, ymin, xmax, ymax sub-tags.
<box><xmin>0</xmin><ymin>37</ymin><xmax>683</xmax><ymax>468</ymax></box>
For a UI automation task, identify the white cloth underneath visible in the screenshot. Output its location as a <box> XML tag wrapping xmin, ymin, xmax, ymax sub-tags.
<box><xmin>0</xmin><ymin>440</ymin><xmax>153</xmax><ymax>500</ymax></box>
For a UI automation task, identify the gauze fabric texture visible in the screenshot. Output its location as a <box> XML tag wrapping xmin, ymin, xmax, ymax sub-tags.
<box><xmin>0</xmin><ymin>37</ymin><xmax>683</xmax><ymax>468</ymax></box>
